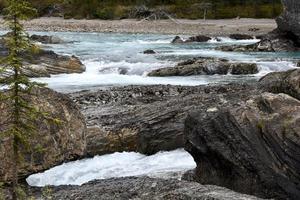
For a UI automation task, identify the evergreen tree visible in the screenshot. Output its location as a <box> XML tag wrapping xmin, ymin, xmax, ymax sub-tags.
<box><xmin>0</xmin><ymin>0</ymin><xmax>44</xmax><ymax>199</ymax></box>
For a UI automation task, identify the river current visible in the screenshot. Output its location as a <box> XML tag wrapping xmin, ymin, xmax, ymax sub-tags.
<box><xmin>6</xmin><ymin>31</ymin><xmax>298</xmax><ymax>93</ymax></box>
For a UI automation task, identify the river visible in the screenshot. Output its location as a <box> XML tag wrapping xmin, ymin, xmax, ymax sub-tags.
<box><xmin>15</xmin><ymin>31</ymin><xmax>300</xmax><ymax>93</ymax></box>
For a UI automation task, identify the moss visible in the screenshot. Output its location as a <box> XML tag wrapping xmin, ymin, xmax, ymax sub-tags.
<box><xmin>257</xmin><ymin>119</ymin><xmax>265</xmax><ymax>131</ymax></box>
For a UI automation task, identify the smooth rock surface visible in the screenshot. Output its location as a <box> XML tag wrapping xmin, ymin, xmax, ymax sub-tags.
<box><xmin>148</xmin><ymin>57</ymin><xmax>258</xmax><ymax>77</ymax></box>
<box><xmin>0</xmin><ymin>88</ymin><xmax>87</xmax><ymax>183</ymax></box>
<box><xmin>185</xmin><ymin>92</ymin><xmax>300</xmax><ymax>199</ymax></box>
<box><xmin>259</xmin><ymin>68</ymin><xmax>300</xmax><ymax>100</ymax></box>
<box><xmin>29</xmin><ymin>177</ymin><xmax>264</xmax><ymax>200</ymax></box>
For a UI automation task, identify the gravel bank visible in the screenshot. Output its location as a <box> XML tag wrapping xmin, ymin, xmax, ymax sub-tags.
<box><xmin>0</xmin><ymin>17</ymin><xmax>276</xmax><ymax>36</ymax></box>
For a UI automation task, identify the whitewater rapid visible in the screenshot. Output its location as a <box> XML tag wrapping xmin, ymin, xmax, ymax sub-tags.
<box><xmin>26</xmin><ymin>149</ymin><xmax>196</xmax><ymax>187</ymax></box>
<box><xmin>21</xmin><ymin>31</ymin><xmax>298</xmax><ymax>92</ymax></box>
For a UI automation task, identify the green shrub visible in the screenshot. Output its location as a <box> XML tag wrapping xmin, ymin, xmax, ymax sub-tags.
<box><xmin>95</xmin><ymin>7</ymin><xmax>115</xmax><ymax>19</ymax></box>
<box><xmin>0</xmin><ymin>0</ymin><xmax>284</xmax><ymax>19</ymax></box>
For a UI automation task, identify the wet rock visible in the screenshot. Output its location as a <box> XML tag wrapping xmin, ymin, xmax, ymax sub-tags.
<box><xmin>216</xmin><ymin>44</ymin><xmax>253</xmax><ymax>52</ymax></box>
<box><xmin>259</xmin><ymin>68</ymin><xmax>300</xmax><ymax>100</ymax></box>
<box><xmin>297</xmin><ymin>61</ymin><xmax>300</xmax><ymax>67</ymax></box>
<box><xmin>143</xmin><ymin>49</ymin><xmax>156</xmax><ymax>54</ymax></box>
<box><xmin>229</xmin><ymin>34</ymin><xmax>254</xmax><ymax>40</ymax></box>
<box><xmin>185</xmin><ymin>92</ymin><xmax>300</xmax><ymax>200</ymax></box>
<box><xmin>24</xmin><ymin>50</ymin><xmax>86</xmax><ymax>77</ymax></box>
<box><xmin>231</xmin><ymin>63</ymin><xmax>259</xmax><ymax>75</ymax></box>
<box><xmin>0</xmin><ymin>87</ymin><xmax>87</xmax><ymax>183</ymax></box>
<box><xmin>218</xmin><ymin>0</ymin><xmax>300</xmax><ymax>53</ymax></box>
<box><xmin>171</xmin><ymin>36</ymin><xmax>184</xmax><ymax>44</ymax></box>
<box><xmin>70</xmin><ymin>84</ymin><xmax>257</xmax><ymax>156</ymax></box>
<box><xmin>118</xmin><ymin>68</ymin><xmax>128</xmax><ymax>75</ymax></box>
<box><xmin>185</xmin><ymin>35</ymin><xmax>211</xmax><ymax>43</ymax></box>
<box><xmin>99</xmin><ymin>67</ymin><xmax>128</xmax><ymax>75</ymax></box>
<box><xmin>30</xmin><ymin>177</ymin><xmax>264</xmax><ymax>200</ymax></box>
<box><xmin>276</xmin><ymin>0</ymin><xmax>300</xmax><ymax>44</ymax></box>
<box><xmin>171</xmin><ymin>35</ymin><xmax>211</xmax><ymax>43</ymax></box>
<box><xmin>0</xmin><ymin>39</ymin><xmax>86</xmax><ymax>77</ymax></box>
<box><xmin>148</xmin><ymin>57</ymin><xmax>258</xmax><ymax>77</ymax></box>
<box><xmin>30</xmin><ymin>34</ymin><xmax>64</xmax><ymax>44</ymax></box>
<box><xmin>218</xmin><ymin>30</ymin><xmax>299</xmax><ymax>52</ymax></box>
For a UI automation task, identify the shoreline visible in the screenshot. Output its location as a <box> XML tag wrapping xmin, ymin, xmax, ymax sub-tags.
<box><xmin>0</xmin><ymin>17</ymin><xmax>276</xmax><ymax>36</ymax></box>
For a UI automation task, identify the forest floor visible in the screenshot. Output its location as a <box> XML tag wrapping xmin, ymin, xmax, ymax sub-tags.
<box><xmin>0</xmin><ymin>17</ymin><xmax>276</xmax><ymax>36</ymax></box>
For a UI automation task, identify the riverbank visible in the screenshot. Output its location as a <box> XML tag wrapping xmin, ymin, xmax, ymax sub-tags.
<box><xmin>0</xmin><ymin>17</ymin><xmax>276</xmax><ymax>36</ymax></box>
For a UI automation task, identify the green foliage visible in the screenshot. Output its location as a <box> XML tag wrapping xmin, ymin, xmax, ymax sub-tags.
<box><xmin>95</xmin><ymin>7</ymin><xmax>114</xmax><ymax>20</ymax></box>
<box><xmin>0</xmin><ymin>0</ymin><xmax>284</xmax><ymax>19</ymax></box>
<box><xmin>0</xmin><ymin>0</ymin><xmax>48</xmax><ymax>199</ymax></box>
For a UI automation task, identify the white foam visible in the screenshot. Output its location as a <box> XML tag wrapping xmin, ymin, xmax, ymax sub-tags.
<box><xmin>255</xmin><ymin>61</ymin><xmax>297</xmax><ymax>76</ymax></box>
<box><xmin>26</xmin><ymin>149</ymin><xmax>196</xmax><ymax>187</ymax></box>
<box><xmin>136</xmin><ymin>39</ymin><xmax>171</xmax><ymax>44</ymax></box>
<box><xmin>31</xmin><ymin>59</ymin><xmax>208</xmax><ymax>91</ymax></box>
<box><xmin>211</xmin><ymin>37</ymin><xmax>260</xmax><ymax>44</ymax></box>
<box><xmin>160</xmin><ymin>49</ymin><xmax>254</xmax><ymax>60</ymax></box>
<box><xmin>96</xmin><ymin>60</ymin><xmax>174</xmax><ymax>75</ymax></box>
<box><xmin>33</xmin><ymin>73</ymin><xmax>207</xmax><ymax>90</ymax></box>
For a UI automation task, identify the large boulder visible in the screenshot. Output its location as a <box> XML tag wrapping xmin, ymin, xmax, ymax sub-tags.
<box><xmin>29</xmin><ymin>177</ymin><xmax>264</xmax><ymax>200</ymax></box>
<box><xmin>230</xmin><ymin>63</ymin><xmax>259</xmax><ymax>75</ymax></box>
<box><xmin>185</xmin><ymin>92</ymin><xmax>300</xmax><ymax>199</ymax></box>
<box><xmin>22</xmin><ymin>49</ymin><xmax>86</xmax><ymax>77</ymax></box>
<box><xmin>259</xmin><ymin>68</ymin><xmax>300</xmax><ymax>100</ymax></box>
<box><xmin>217</xmin><ymin>30</ymin><xmax>299</xmax><ymax>52</ymax></box>
<box><xmin>229</xmin><ymin>34</ymin><xmax>254</xmax><ymax>40</ymax></box>
<box><xmin>185</xmin><ymin>35</ymin><xmax>212</xmax><ymax>43</ymax></box>
<box><xmin>276</xmin><ymin>0</ymin><xmax>300</xmax><ymax>45</ymax></box>
<box><xmin>0</xmin><ymin>38</ymin><xmax>86</xmax><ymax>77</ymax></box>
<box><xmin>30</xmin><ymin>34</ymin><xmax>64</xmax><ymax>44</ymax></box>
<box><xmin>0</xmin><ymin>87</ymin><xmax>87</xmax><ymax>183</ymax></box>
<box><xmin>172</xmin><ymin>35</ymin><xmax>211</xmax><ymax>44</ymax></box>
<box><xmin>148</xmin><ymin>57</ymin><xmax>258</xmax><ymax>77</ymax></box>
<box><xmin>218</xmin><ymin>0</ymin><xmax>300</xmax><ymax>52</ymax></box>
<box><xmin>71</xmin><ymin>84</ymin><xmax>257</xmax><ymax>156</ymax></box>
